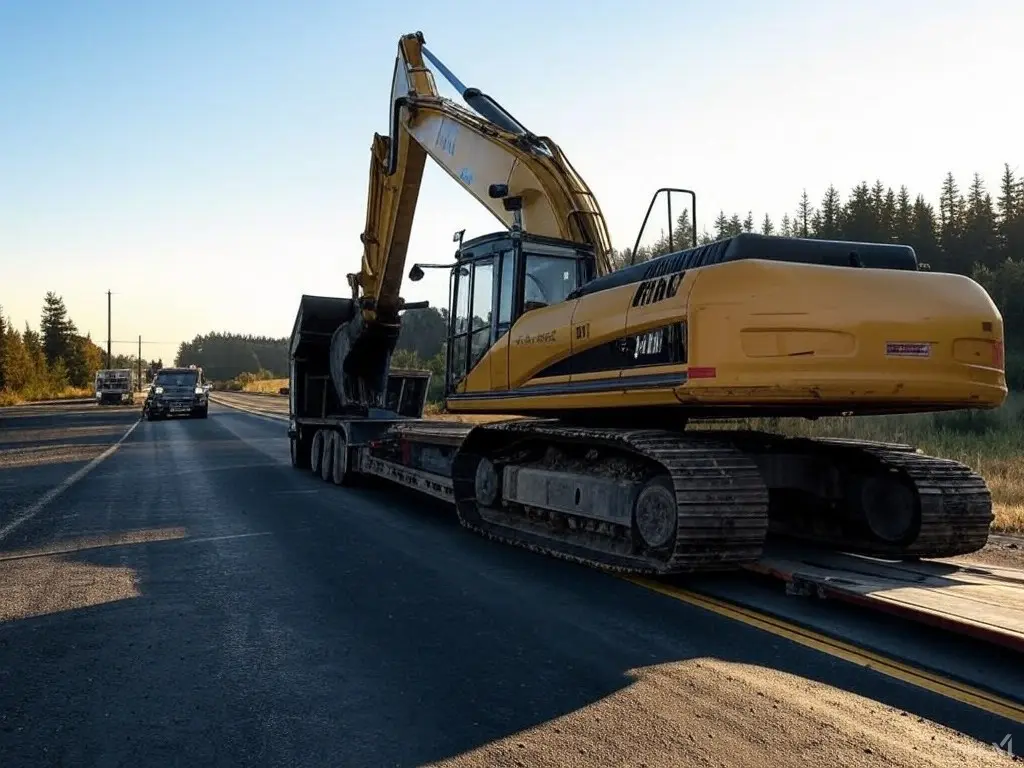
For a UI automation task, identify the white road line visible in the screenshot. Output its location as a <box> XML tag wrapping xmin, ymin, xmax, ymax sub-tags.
<box><xmin>0</xmin><ymin>417</ymin><xmax>142</xmax><ymax>543</ymax></box>
<box><xmin>183</xmin><ymin>531</ymin><xmax>275</xmax><ymax>544</ymax></box>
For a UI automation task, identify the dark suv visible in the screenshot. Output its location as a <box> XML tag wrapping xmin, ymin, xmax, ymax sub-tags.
<box><xmin>144</xmin><ymin>366</ymin><xmax>210</xmax><ymax>420</ymax></box>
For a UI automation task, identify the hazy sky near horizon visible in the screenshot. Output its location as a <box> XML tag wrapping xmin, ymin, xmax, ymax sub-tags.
<box><xmin>2</xmin><ymin>0</ymin><xmax>1021</xmax><ymax>365</ymax></box>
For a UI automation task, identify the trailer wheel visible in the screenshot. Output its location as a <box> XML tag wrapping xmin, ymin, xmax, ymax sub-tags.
<box><xmin>332</xmin><ymin>430</ymin><xmax>352</xmax><ymax>486</ymax></box>
<box><xmin>290</xmin><ymin>433</ymin><xmax>312</xmax><ymax>470</ymax></box>
<box><xmin>310</xmin><ymin>429</ymin><xmax>325</xmax><ymax>475</ymax></box>
<box><xmin>320</xmin><ymin>431</ymin><xmax>335</xmax><ymax>482</ymax></box>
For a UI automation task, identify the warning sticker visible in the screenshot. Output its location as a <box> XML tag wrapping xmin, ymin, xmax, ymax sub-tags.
<box><xmin>886</xmin><ymin>341</ymin><xmax>931</xmax><ymax>357</ymax></box>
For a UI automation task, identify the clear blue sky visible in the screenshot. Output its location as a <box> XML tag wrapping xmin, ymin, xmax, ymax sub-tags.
<box><xmin>2</xmin><ymin>0</ymin><xmax>1020</xmax><ymax>365</ymax></box>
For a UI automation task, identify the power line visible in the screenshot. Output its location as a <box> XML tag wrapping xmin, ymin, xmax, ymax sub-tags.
<box><xmin>106</xmin><ymin>339</ymin><xmax>177</xmax><ymax>344</ymax></box>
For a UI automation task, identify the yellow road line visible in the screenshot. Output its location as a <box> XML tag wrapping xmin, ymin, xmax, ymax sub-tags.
<box><xmin>625</xmin><ymin>576</ymin><xmax>1024</xmax><ymax>725</ymax></box>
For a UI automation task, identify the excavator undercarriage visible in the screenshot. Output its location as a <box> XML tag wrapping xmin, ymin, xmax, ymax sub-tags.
<box><xmin>358</xmin><ymin>416</ymin><xmax>994</xmax><ymax>576</ymax></box>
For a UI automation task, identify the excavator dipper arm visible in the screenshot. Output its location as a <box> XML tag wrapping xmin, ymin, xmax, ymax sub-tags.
<box><xmin>330</xmin><ymin>32</ymin><xmax>613</xmax><ymax>413</ymax></box>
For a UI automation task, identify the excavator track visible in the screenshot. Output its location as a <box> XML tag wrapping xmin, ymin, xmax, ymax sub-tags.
<box><xmin>451</xmin><ymin>421</ymin><xmax>771</xmax><ymax>576</ymax></box>
<box><xmin>449</xmin><ymin>422</ymin><xmax>993</xmax><ymax>576</ymax></box>
<box><xmin>785</xmin><ymin>436</ymin><xmax>993</xmax><ymax>558</ymax></box>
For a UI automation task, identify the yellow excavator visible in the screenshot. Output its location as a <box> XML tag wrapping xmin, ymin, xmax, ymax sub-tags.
<box><xmin>292</xmin><ymin>31</ymin><xmax>1007</xmax><ymax>575</ymax></box>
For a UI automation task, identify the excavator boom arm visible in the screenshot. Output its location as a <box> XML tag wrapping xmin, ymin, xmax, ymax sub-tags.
<box><xmin>352</xmin><ymin>31</ymin><xmax>613</xmax><ymax>318</ymax></box>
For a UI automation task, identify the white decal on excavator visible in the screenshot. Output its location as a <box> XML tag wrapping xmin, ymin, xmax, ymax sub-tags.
<box><xmin>435</xmin><ymin>120</ymin><xmax>458</xmax><ymax>157</ymax></box>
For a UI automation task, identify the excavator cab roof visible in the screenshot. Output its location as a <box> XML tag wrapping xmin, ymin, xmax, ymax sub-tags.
<box><xmin>455</xmin><ymin>230</ymin><xmax>596</xmax><ymax>262</ymax></box>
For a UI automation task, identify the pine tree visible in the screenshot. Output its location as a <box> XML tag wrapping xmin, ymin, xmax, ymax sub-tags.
<box><xmin>843</xmin><ymin>182</ymin><xmax>875</xmax><ymax>241</ymax></box>
<box><xmin>996</xmin><ymin>163</ymin><xmax>1024</xmax><ymax>261</ymax></box>
<box><xmin>817</xmin><ymin>186</ymin><xmax>843</xmax><ymax>238</ymax></box>
<box><xmin>761</xmin><ymin>214</ymin><xmax>775</xmax><ymax>235</ymax></box>
<box><xmin>880</xmin><ymin>187</ymin><xmax>897</xmax><ymax>242</ymax></box>
<box><xmin>40</xmin><ymin>292</ymin><xmax>75</xmax><ymax>366</ymax></box>
<box><xmin>672</xmin><ymin>210</ymin><xmax>693</xmax><ymax>250</ymax></box>
<box><xmin>796</xmin><ymin>189</ymin><xmax>813</xmax><ymax>237</ymax></box>
<box><xmin>870</xmin><ymin>180</ymin><xmax>886</xmax><ymax>218</ymax></box>
<box><xmin>894</xmin><ymin>185</ymin><xmax>913</xmax><ymax>242</ymax></box>
<box><xmin>938</xmin><ymin>171</ymin><xmax>966</xmax><ymax>271</ymax></box>
<box><xmin>963</xmin><ymin>173</ymin><xmax>1000</xmax><ymax>268</ymax></box>
<box><xmin>908</xmin><ymin>195</ymin><xmax>941</xmax><ymax>270</ymax></box>
<box><xmin>743</xmin><ymin>211</ymin><xmax>754</xmax><ymax>233</ymax></box>
<box><xmin>713</xmin><ymin>211</ymin><xmax>730</xmax><ymax>240</ymax></box>
<box><xmin>728</xmin><ymin>213</ymin><xmax>743</xmax><ymax>237</ymax></box>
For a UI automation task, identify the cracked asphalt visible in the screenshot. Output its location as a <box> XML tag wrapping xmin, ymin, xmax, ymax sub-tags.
<box><xmin>0</xmin><ymin>400</ymin><xmax>1019</xmax><ymax>767</ymax></box>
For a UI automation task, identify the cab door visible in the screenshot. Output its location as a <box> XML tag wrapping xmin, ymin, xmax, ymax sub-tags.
<box><xmin>488</xmin><ymin>247</ymin><xmax>516</xmax><ymax>390</ymax></box>
<box><xmin>446</xmin><ymin>255</ymin><xmax>500</xmax><ymax>395</ymax></box>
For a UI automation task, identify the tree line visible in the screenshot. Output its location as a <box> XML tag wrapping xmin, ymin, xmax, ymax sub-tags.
<box><xmin>0</xmin><ymin>292</ymin><xmax>155</xmax><ymax>403</ymax></box>
<box><xmin>174</xmin><ymin>331</ymin><xmax>290</xmax><ymax>382</ymax></box>
<box><xmin>176</xmin><ymin>309</ymin><xmax>453</xmax><ymax>387</ymax></box>
<box><xmin>617</xmin><ymin>164</ymin><xmax>1024</xmax><ymax>275</ymax></box>
<box><xmin>191</xmin><ymin>164</ymin><xmax>1024</xmax><ymax>394</ymax></box>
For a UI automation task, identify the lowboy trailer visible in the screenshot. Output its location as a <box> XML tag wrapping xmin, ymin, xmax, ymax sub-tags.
<box><xmin>285</xmin><ymin>295</ymin><xmax>1024</xmax><ymax>655</ymax></box>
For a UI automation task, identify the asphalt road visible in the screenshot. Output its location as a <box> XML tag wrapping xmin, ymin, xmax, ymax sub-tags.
<box><xmin>0</xmin><ymin>400</ymin><xmax>1020</xmax><ymax>767</ymax></box>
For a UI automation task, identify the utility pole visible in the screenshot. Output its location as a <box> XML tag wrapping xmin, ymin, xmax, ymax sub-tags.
<box><xmin>138</xmin><ymin>335</ymin><xmax>142</xmax><ymax>391</ymax></box>
<box><xmin>106</xmin><ymin>290</ymin><xmax>112</xmax><ymax>369</ymax></box>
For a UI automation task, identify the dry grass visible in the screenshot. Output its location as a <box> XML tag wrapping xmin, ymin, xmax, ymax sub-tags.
<box><xmin>241</xmin><ymin>378</ymin><xmax>288</xmax><ymax>394</ymax></box>
<box><xmin>0</xmin><ymin>386</ymin><xmax>93</xmax><ymax>407</ymax></box>
<box><xmin>980</xmin><ymin>459</ymin><xmax>1024</xmax><ymax>533</ymax></box>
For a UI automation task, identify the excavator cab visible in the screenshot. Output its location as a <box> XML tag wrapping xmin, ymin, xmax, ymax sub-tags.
<box><xmin>435</xmin><ymin>186</ymin><xmax>698</xmax><ymax>393</ymax></box>
<box><xmin>422</xmin><ymin>228</ymin><xmax>596</xmax><ymax>394</ymax></box>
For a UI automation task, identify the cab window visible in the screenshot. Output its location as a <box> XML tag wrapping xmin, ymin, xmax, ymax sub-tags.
<box><xmin>448</xmin><ymin>258</ymin><xmax>497</xmax><ymax>389</ymax></box>
<box><xmin>470</xmin><ymin>260</ymin><xmax>494</xmax><ymax>368</ymax></box>
<box><xmin>523</xmin><ymin>254</ymin><xmax>578</xmax><ymax>312</ymax></box>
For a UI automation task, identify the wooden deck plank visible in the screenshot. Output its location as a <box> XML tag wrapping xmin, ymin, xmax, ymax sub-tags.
<box><xmin>748</xmin><ymin>546</ymin><xmax>1024</xmax><ymax>653</ymax></box>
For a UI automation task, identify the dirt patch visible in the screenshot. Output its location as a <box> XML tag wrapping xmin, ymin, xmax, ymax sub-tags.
<box><xmin>430</xmin><ymin>658</ymin><xmax>1011</xmax><ymax>768</ymax></box>
<box><xmin>0</xmin><ymin>444</ymin><xmax>111</xmax><ymax>471</ymax></box>
<box><xmin>0</xmin><ymin>424</ymin><xmax>128</xmax><ymax>446</ymax></box>
<box><xmin>949</xmin><ymin>534</ymin><xmax>1024</xmax><ymax>570</ymax></box>
<box><xmin>0</xmin><ymin>528</ymin><xmax>188</xmax><ymax>623</ymax></box>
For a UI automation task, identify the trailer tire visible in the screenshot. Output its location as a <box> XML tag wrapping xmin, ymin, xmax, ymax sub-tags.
<box><xmin>331</xmin><ymin>430</ymin><xmax>353</xmax><ymax>486</ymax></box>
<box><xmin>290</xmin><ymin>433</ymin><xmax>312</xmax><ymax>470</ymax></box>
<box><xmin>320</xmin><ymin>432</ymin><xmax>335</xmax><ymax>482</ymax></box>
<box><xmin>310</xmin><ymin>430</ymin><xmax>325</xmax><ymax>475</ymax></box>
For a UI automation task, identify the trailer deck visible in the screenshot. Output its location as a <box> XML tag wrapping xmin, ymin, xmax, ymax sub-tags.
<box><xmin>748</xmin><ymin>545</ymin><xmax>1024</xmax><ymax>653</ymax></box>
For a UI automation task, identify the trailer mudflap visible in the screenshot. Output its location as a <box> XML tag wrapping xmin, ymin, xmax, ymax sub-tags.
<box><xmin>748</xmin><ymin>545</ymin><xmax>1024</xmax><ymax>653</ymax></box>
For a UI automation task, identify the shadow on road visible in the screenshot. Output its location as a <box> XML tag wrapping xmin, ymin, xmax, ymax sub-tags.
<box><xmin>0</xmin><ymin>409</ymin><xmax>1015</xmax><ymax>767</ymax></box>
